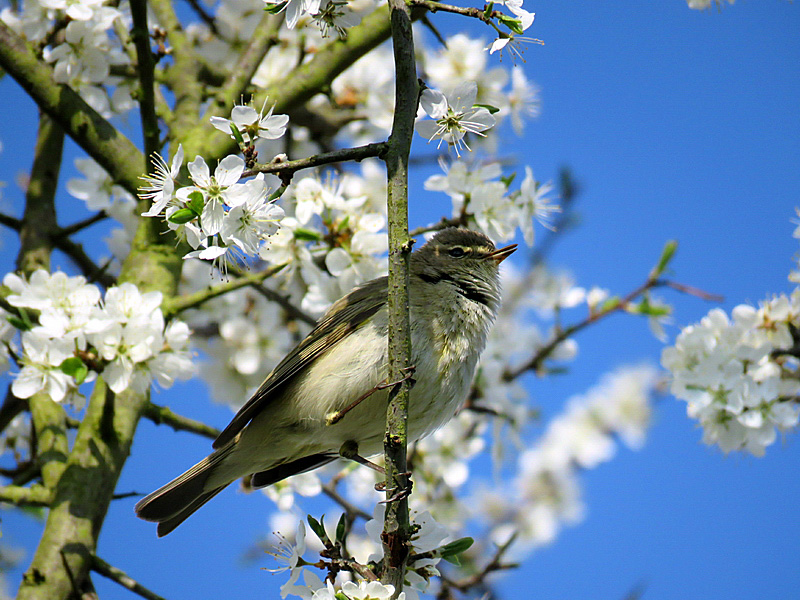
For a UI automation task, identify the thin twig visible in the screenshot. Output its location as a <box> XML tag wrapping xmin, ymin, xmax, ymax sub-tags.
<box><xmin>163</xmin><ymin>263</ymin><xmax>288</xmax><ymax>319</ymax></box>
<box><xmin>443</xmin><ymin>533</ymin><xmax>519</xmax><ymax>592</ymax></box>
<box><xmin>243</xmin><ymin>142</ymin><xmax>388</xmax><ymax>185</ymax></box>
<box><xmin>0</xmin><ymin>213</ymin><xmax>22</xmax><ymax>231</ymax></box>
<box><xmin>91</xmin><ymin>555</ymin><xmax>167</xmax><ymax>600</ymax></box>
<box><xmin>57</xmin><ymin>211</ymin><xmax>109</xmax><ymax>238</ymax></box>
<box><xmin>321</xmin><ymin>481</ymin><xmax>372</xmax><ymax>521</ymax></box>
<box><xmin>141</xmin><ymin>402</ymin><xmax>220</xmax><ymax>440</ymax></box>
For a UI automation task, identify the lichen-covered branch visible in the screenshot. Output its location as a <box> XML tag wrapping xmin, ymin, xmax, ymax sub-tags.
<box><xmin>380</xmin><ymin>0</ymin><xmax>419</xmax><ymax>594</ymax></box>
<box><xmin>203</xmin><ymin>13</ymin><xmax>284</xmax><ymax>123</ymax></box>
<box><xmin>189</xmin><ymin>5</ymin><xmax>422</xmax><ymax>164</ymax></box>
<box><xmin>17</xmin><ymin>380</ymin><xmax>149</xmax><ymax>600</ymax></box>
<box><xmin>0</xmin><ymin>21</ymin><xmax>144</xmax><ymax>195</ymax></box>
<box><xmin>0</xmin><ymin>484</ymin><xmax>52</xmax><ymax>507</ymax></box>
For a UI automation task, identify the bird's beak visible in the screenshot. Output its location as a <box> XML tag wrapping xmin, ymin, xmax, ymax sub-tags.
<box><xmin>486</xmin><ymin>244</ymin><xmax>517</xmax><ymax>264</ymax></box>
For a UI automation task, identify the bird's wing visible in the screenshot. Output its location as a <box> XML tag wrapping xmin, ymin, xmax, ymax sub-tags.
<box><xmin>212</xmin><ymin>276</ymin><xmax>389</xmax><ymax>449</ymax></box>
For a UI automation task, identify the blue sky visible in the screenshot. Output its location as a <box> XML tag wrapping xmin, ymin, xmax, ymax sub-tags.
<box><xmin>1</xmin><ymin>1</ymin><xmax>799</xmax><ymax>599</ymax></box>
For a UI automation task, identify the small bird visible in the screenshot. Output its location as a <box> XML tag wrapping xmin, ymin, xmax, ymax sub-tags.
<box><xmin>135</xmin><ymin>228</ymin><xmax>516</xmax><ymax>536</ymax></box>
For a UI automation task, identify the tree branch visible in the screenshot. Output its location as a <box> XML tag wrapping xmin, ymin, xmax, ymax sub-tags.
<box><xmin>203</xmin><ymin>13</ymin><xmax>284</xmax><ymax>123</ymax></box>
<box><xmin>140</xmin><ymin>402</ymin><xmax>220</xmax><ymax>440</ymax></box>
<box><xmin>0</xmin><ymin>21</ymin><xmax>145</xmax><ymax>195</ymax></box>
<box><xmin>243</xmin><ymin>142</ymin><xmax>388</xmax><ymax>184</ymax></box>
<box><xmin>130</xmin><ymin>0</ymin><xmax>161</xmax><ymax>164</ymax></box>
<box><xmin>163</xmin><ymin>262</ymin><xmax>288</xmax><ymax>319</ymax></box>
<box><xmin>91</xmin><ymin>555</ymin><xmax>167</xmax><ymax>600</ymax></box>
<box><xmin>380</xmin><ymin>0</ymin><xmax>419</xmax><ymax>595</ymax></box>
<box><xmin>188</xmin><ymin>5</ymin><xmax>423</xmax><ymax>164</ymax></box>
<box><xmin>0</xmin><ymin>484</ymin><xmax>52</xmax><ymax>507</ymax></box>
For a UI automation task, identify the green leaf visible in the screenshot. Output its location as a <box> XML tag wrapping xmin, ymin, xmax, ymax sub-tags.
<box><xmin>293</xmin><ymin>228</ymin><xmax>323</xmax><ymax>242</ymax></box>
<box><xmin>60</xmin><ymin>356</ymin><xmax>88</xmax><ymax>385</ymax></box>
<box><xmin>168</xmin><ymin>208</ymin><xmax>197</xmax><ymax>225</ymax></box>
<box><xmin>500</xmin><ymin>172</ymin><xmax>517</xmax><ymax>188</ymax></box>
<box><xmin>186</xmin><ymin>191</ymin><xmax>205</xmax><ymax>217</ymax></box>
<box><xmin>497</xmin><ymin>14</ymin><xmax>524</xmax><ymax>35</ymax></box>
<box><xmin>7</xmin><ymin>315</ymin><xmax>31</xmax><ymax>331</ymax></box>
<box><xmin>263</xmin><ymin>0</ymin><xmax>287</xmax><ymax>13</ymax></box>
<box><xmin>439</xmin><ymin>536</ymin><xmax>474</xmax><ymax>558</ymax></box>
<box><xmin>483</xmin><ymin>2</ymin><xmax>494</xmax><ymax>19</ymax></box>
<box><xmin>230</xmin><ymin>123</ymin><xmax>246</xmax><ymax>147</ymax></box>
<box><xmin>335</xmin><ymin>513</ymin><xmax>347</xmax><ymax>545</ymax></box>
<box><xmin>598</xmin><ymin>296</ymin><xmax>622</xmax><ymax>312</ymax></box>
<box><xmin>474</xmin><ymin>103</ymin><xmax>501</xmax><ymax>115</ymax></box>
<box><xmin>652</xmin><ymin>239</ymin><xmax>678</xmax><ymax>277</ymax></box>
<box><xmin>306</xmin><ymin>515</ymin><xmax>330</xmax><ymax>545</ymax></box>
<box><xmin>439</xmin><ymin>536</ymin><xmax>474</xmax><ymax>565</ymax></box>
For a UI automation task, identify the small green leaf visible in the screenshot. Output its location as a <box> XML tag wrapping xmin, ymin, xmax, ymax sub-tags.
<box><xmin>168</xmin><ymin>208</ymin><xmax>197</xmax><ymax>224</ymax></box>
<box><xmin>335</xmin><ymin>594</ymin><xmax>349</xmax><ymax>600</ymax></box>
<box><xmin>474</xmin><ymin>103</ymin><xmax>501</xmax><ymax>115</ymax></box>
<box><xmin>439</xmin><ymin>537</ymin><xmax>474</xmax><ymax>558</ymax></box>
<box><xmin>652</xmin><ymin>239</ymin><xmax>678</xmax><ymax>277</ymax></box>
<box><xmin>439</xmin><ymin>536</ymin><xmax>474</xmax><ymax>565</ymax></box>
<box><xmin>229</xmin><ymin>123</ymin><xmax>246</xmax><ymax>147</ymax></box>
<box><xmin>335</xmin><ymin>513</ymin><xmax>347</xmax><ymax>544</ymax></box>
<box><xmin>60</xmin><ymin>356</ymin><xmax>88</xmax><ymax>385</ymax></box>
<box><xmin>306</xmin><ymin>515</ymin><xmax>330</xmax><ymax>546</ymax></box>
<box><xmin>483</xmin><ymin>2</ymin><xmax>494</xmax><ymax>19</ymax></box>
<box><xmin>293</xmin><ymin>228</ymin><xmax>323</xmax><ymax>242</ymax></box>
<box><xmin>263</xmin><ymin>0</ymin><xmax>287</xmax><ymax>13</ymax></box>
<box><xmin>598</xmin><ymin>296</ymin><xmax>622</xmax><ymax>312</ymax></box>
<box><xmin>186</xmin><ymin>191</ymin><xmax>205</xmax><ymax>217</ymax></box>
<box><xmin>7</xmin><ymin>315</ymin><xmax>31</xmax><ymax>331</ymax></box>
<box><xmin>497</xmin><ymin>14</ymin><xmax>524</xmax><ymax>35</ymax></box>
<box><xmin>500</xmin><ymin>172</ymin><xmax>517</xmax><ymax>188</ymax></box>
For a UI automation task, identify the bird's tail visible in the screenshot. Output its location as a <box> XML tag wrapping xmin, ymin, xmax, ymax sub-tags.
<box><xmin>135</xmin><ymin>445</ymin><xmax>235</xmax><ymax>537</ymax></box>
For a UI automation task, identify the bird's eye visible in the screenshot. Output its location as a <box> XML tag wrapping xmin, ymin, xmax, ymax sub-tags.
<box><xmin>448</xmin><ymin>247</ymin><xmax>467</xmax><ymax>258</ymax></box>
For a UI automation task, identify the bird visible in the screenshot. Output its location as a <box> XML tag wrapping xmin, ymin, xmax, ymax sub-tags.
<box><xmin>135</xmin><ymin>228</ymin><xmax>516</xmax><ymax>536</ymax></box>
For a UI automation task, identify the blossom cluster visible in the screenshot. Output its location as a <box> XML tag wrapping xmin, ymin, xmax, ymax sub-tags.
<box><xmin>3</xmin><ymin>270</ymin><xmax>194</xmax><ymax>404</ymax></box>
<box><xmin>662</xmin><ymin>295</ymin><xmax>800</xmax><ymax>456</ymax></box>
<box><xmin>479</xmin><ymin>365</ymin><xmax>657</xmax><ymax>553</ymax></box>
<box><xmin>2</xmin><ymin>0</ymin><xmax>132</xmax><ymax>117</ymax></box>
<box><xmin>140</xmin><ymin>140</ymin><xmax>286</xmax><ymax>269</ymax></box>
<box><xmin>274</xmin><ymin>507</ymin><xmax>455</xmax><ymax>600</ymax></box>
<box><xmin>425</xmin><ymin>159</ymin><xmax>559</xmax><ymax>246</ymax></box>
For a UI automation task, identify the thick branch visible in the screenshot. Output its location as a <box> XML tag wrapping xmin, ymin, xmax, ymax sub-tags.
<box><xmin>16</xmin><ymin>112</ymin><xmax>62</xmax><ymax>274</ymax></box>
<box><xmin>188</xmin><ymin>5</ymin><xmax>422</xmax><ymax>163</ymax></box>
<box><xmin>17</xmin><ymin>380</ymin><xmax>149</xmax><ymax>600</ymax></box>
<box><xmin>0</xmin><ymin>484</ymin><xmax>52</xmax><ymax>507</ymax></box>
<box><xmin>380</xmin><ymin>0</ymin><xmax>418</xmax><ymax>595</ymax></box>
<box><xmin>0</xmin><ymin>22</ymin><xmax>145</xmax><ymax>195</ymax></box>
<box><xmin>203</xmin><ymin>13</ymin><xmax>284</xmax><ymax>122</ymax></box>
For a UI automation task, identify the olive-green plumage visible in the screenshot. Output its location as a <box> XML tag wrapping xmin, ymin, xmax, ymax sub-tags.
<box><xmin>135</xmin><ymin>228</ymin><xmax>516</xmax><ymax>536</ymax></box>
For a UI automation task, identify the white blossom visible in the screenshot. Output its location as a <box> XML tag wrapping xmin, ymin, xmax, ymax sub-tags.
<box><xmin>416</xmin><ymin>82</ymin><xmax>496</xmax><ymax>156</ymax></box>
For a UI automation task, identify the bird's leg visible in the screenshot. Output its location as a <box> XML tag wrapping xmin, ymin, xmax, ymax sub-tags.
<box><xmin>325</xmin><ymin>366</ymin><xmax>417</xmax><ymax>426</ymax></box>
<box><xmin>338</xmin><ymin>440</ymin><xmax>413</xmax><ymax>502</ymax></box>
<box><xmin>339</xmin><ymin>440</ymin><xmax>385</xmax><ymax>474</ymax></box>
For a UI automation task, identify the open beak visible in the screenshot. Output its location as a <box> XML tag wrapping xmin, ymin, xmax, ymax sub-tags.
<box><xmin>486</xmin><ymin>243</ymin><xmax>517</xmax><ymax>264</ymax></box>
